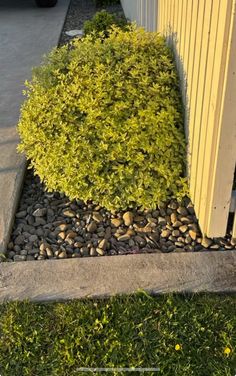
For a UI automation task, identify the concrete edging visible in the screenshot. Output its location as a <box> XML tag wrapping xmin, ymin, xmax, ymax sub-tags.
<box><xmin>0</xmin><ymin>251</ymin><xmax>236</xmax><ymax>301</ymax></box>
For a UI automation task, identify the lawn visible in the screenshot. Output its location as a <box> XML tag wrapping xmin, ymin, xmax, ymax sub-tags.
<box><xmin>0</xmin><ymin>292</ymin><xmax>235</xmax><ymax>375</ymax></box>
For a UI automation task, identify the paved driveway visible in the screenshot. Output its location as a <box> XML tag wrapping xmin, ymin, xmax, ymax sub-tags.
<box><xmin>0</xmin><ymin>0</ymin><xmax>70</xmax><ymax>252</ymax></box>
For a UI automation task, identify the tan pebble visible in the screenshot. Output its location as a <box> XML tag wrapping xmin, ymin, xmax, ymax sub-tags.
<box><xmin>111</xmin><ymin>218</ymin><xmax>123</xmax><ymax>227</ymax></box>
<box><xmin>126</xmin><ymin>229</ymin><xmax>135</xmax><ymax>236</ymax></box>
<box><xmin>66</xmin><ymin>230</ymin><xmax>77</xmax><ymax>239</ymax></box>
<box><xmin>92</xmin><ymin>212</ymin><xmax>103</xmax><ymax>222</ymax></box>
<box><xmin>58</xmin><ymin>251</ymin><xmax>67</xmax><ymax>258</ymax></box>
<box><xmin>74</xmin><ymin>241</ymin><xmax>84</xmax><ymax>248</ymax></box>
<box><xmin>179</xmin><ymin>225</ymin><xmax>188</xmax><ymax>233</ymax></box>
<box><xmin>189</xmin><ymin>230</ymin><xmax>197</xmax><ymax>240</ymax></box>
<box><xmin>201</xmin><ymin>237</ymin><xmax>213</xmax><ymax>248</ymax></box>
<box><xmin>123</xmin><ymin>211</ymin><xmax>134</xmax><ymax>226</ymax></box>
<box><xmin>134</xmin><ymin>215</ymin><xmax>145</xmax><ymax>222</ymax></box>
<box><xmin>98</xmin><ymin>238</ymin><xmax>108</xmax><ymax>250</ymax></box>
<box><xmin>55</xmin><ymin>224</ymin><xmax>68</xmax><ymax>231</ymax></box>
<box><xmin>39</xmin><ymin>242</ymin><xmax>47</xmax><ymax>252</ymax></box>
<box><xmin>117</xmin><ymin>234</ymin><xmax>130</xmax><ymax>242</ymax></box>
<box><xmin>87</xmin><ymin>221</ymin><xmax>97</xmax><ymax>233</ymax></box>
<box><xmin>58</xmin><ymin>232</ymin><xmax>66</xmax><ymax>240</ymax></box>
<box><xmin>161</xmin><ymin>229</ymin><xmax>171</xmax><ymax>238</ymax></box>
<box><xmin>172</xmin><ymin>221</ymin><xmax>182</xmax><ymax>228</ymax></box>
<box><xmin>170</xmin><ymin>213</ymin><xmax>178</xmax><ymax>224</ymax></box>
<box><xmin>63</xmin><ymin>209</ymin><xmax>76</xmax><ymax>218</ymax></box>
<box><xmin>96</xmin><ymin>248</ymin><xmax>105</xmax><ymax>256</ymax></box>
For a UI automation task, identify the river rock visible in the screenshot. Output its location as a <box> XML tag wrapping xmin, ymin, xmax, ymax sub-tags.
<box><xmin>14</xmin><ymin>235</ymin><xmax>25</xmax><ymax>246</ymax></box>
<box><xmin>111</xmin><ymin>218</ymin><xmax>123</xmax><ymax>227</ymax></box>
<box><xmin>15</xmin><ymin>210</ymin><xmax>27</xmax><ymax>219</ymax></box>
<box><xmin>179</xmin><ymin>225</ymin><xmax>188</xmax><ymax>233</ymax></box>
<box><xmin>117</xmin><ymin>234</ymin><xmax>130</xmax><ymax>242</ymax></box>
<box><xmin>189</xmin><ymin>230</ymin><xmax>197</xmax><ymax>240</ymax></box>
<box><xmin>33</xmin><ymin>208</ymin><xmax>47</xmax><ymax>217</ymax></box>
<box><xmin>134</xmin><ymin>235</ymin><xmax>146</xmax><ymax>247</ymax></box>
<box><xmin>87</xmin><ymin>221</ymin><xmax>97</xmax><ymax>233</ymax></box>
<box><xmin>63</xmin><ymin>209</ymin><xmax>76</xmax><ymax>218</ymax></box>
<box><xmin>201</xmin><ymin>237</ymin><xmax>213</xmax><ymax>248</ymax></box>
<box><xmin>177</xmin><ymin>207</ymin><xmax>188</xmax><ymax>216</ymax></box>
<box><xmin>92</xmin><ymin>212</ymin><xmax>103</xmax><ymax>222</ymax></box>
<box><xmin>98</xmin><ymin>238</ymin><xmax>108</xmax><ymax>250</ymax></box>
<box><xmin>172</xmin><ymin>221</ymin><xmax>182</xmax><ymax>228</ymax></box>
<box><xmin>161</xmin><ymin>229</ymin><xmax>171</xmax><ymax>238</ymax></box>
<box><xmin>123</xmin><ymin>211</ymin><xmax>134</xmax><ymax>226</ymax></box>
<box><xmin>96</xmin><ymin>248</ymin><xmax>105</xmax><ymax>256</ymax></box>
<box><xmin>28</xmin><ymin>234</ymin><xmax>38</xmax><ymax>243</ymax></box>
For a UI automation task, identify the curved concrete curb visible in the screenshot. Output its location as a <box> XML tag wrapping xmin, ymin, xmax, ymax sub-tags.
<box><xmin>0</xmin><ymin>251</ymin><xmax>235</xmax><ymax>302</ymax></box>
<box><xmin>0</xmin><ymin>0</ymin><xmax>70</xmax><ymax>253</ymax></box>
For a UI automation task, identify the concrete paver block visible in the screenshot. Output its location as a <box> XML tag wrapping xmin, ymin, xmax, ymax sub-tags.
<box><xmin>0</xmin><ymin>251</ymin><xmax>235</xmax><ymax>302</ymax></box>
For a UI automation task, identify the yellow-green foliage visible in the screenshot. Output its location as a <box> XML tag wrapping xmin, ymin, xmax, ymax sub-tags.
<box><xmin>18</xmin><ymin>26</ymin><xmax>188</xmax><ymax>210</ymax></box>
<box><xmin>83</xmin><ymin>10</ymin><xmax>128</xmax><ymax>39</ymax></box>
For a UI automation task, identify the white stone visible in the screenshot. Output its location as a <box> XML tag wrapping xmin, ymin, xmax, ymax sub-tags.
<box><xmin>65</xmin><ymin>29</ymin><xmax>84</xmax><ymax>37</ymax></box>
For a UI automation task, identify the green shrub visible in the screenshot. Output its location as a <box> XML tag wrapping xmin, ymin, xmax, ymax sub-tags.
<box><xmin>18</xmin><ymin>26</ymin><xmax>188</xmax><ymax>210</ymax></box>
<box><xmin>84</xmin><ymin>10</ymin><xmax>127</xmax><ymax>39</ymax></box>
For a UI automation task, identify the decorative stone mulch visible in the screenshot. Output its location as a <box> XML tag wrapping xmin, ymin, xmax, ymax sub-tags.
<box><xmin>58</xmin><ymin>0</ymin><xmax>125</xmax><ymax>47</ymax></box>
<box><xmin>5</xmin><ymin>170</ymin><xmax>236</xmax><ymax>262</ymax></box>
<box><xmin>4</xmin><ymin>0</ymin><xmax>236</xmax><ymax>262</ymax></box>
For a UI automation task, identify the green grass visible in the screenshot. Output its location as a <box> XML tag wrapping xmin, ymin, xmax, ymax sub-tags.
<box><xmin>0</xmin><ymin>293</ymin><xmax>235</xmax><ymax>375</ymax></box>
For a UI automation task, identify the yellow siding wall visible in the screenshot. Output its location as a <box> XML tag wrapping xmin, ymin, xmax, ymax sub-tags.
<box><xmin>158</xmin><ymin>0</ymin><xmax>236</xmax><ymax>237</ymax></box>
<box><xmin>120</xmin><ymin>0</ymin><xmax>157</xmax><ymax>31</ymax></box>
<box><xmin>121</xmin><ymin>0</ymin><xmax>236</xmax><ymax>237</ymax></box>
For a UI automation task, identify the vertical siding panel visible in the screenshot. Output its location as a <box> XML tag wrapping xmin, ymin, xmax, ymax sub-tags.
<box><xmin>180</xmin><ymin>0</ymin><xmax>187</xmax><ymax>63</ymax></box>
<box><xmin>195</xmin><ymin>0</ymin><xmax>220</xmax><ymax>214</ymax></box>
<box><xmin>198</xmin><ymin>1</ymin><xmax>231</xmax><ymax>234</ymax></box>
<box><xmin>188</xmin><ymin>0</ymin><xmax>205</xmax><ymax>201</ymax></box>
<box><xmin>233</xmin><ymin>214</ymin><xmax>236</xmax><ymax>239</ymax></box>
<box><xmin>179</xmin><ymin>0</ymin><xmax>188</xmax><ymax>103</ymax></box>
<box><xmin>172</xmin><ymin>0</ymin><xmax>178</xmax><ymax>41</ymax></box>
<box><xmin>162</xmin><ymin>0</ymin><xmax>166</xmax><ymax>35</ymax></box>
<box><xmin>148</xmin><ymin>0</ymin><xmax>152</xmax><ymax>31</ymax></box>
<box><xmin>178</xmin><ymin>0</ymin><xmax>184</xmax><ymax>60</ymax></box>
<box><xmin>205</xmin><ymin>0</ymin><xmax>236</xmax><ymax>236</ymax></box>
<box><xmin>137</xmin><ymin>0</ymin><xmax>140</xmax><ymax>26</ymax></box>
<box><xmin>165</xmin><ymin>0</ymin><xmax>170</xmax><ymax>41</ymax></box>
<box><xmin>153</xmin><ymin>0</ymin><xmax>157</xmax><ymax>31</ymax></box>
<box><xmin>173</xmin><ymin>0</ymin><xmax>180</xmax><ymax>73</ymax></box>
<box><xmin>177</xmin><ymin>0</ymin><xmax>185</xmax><ymax>91</ymax></box>
<box><xmin>184</xmin><ymin>0</ymin><xmax>193</xmax><ymax>76</ymax></box>
<box><xmin>158</xmin><ymin>0</ymin><xmax>166</xmax><ymax>35</ymax></box>
<box><xmin>169</xmin><ymin>0</ymin><xmax>174</xmax><ymax>47</ymax></box>
<box><xmin>141</xmin><ymin>0</ymin><xmax>145</xmax><ymax>27</ymax></box>
<box><xmin>189</xmin><ymin>0</ymin><xmax>212</xmax><ymax>207</ymax></box>
<box><xmin>171</xmin><ymin>0</ymin><xmax>177</xmax><ymax>52</ymax></box>
<box><xmin>176</xmin><ymin>0</ymin><xmax>182</xmax><ymax>53</ymax></box>
<box><xmin>146</xmin><ymin>0</ymin><xmax>148</xmax><ymax>28</ymax></box>
<box><xmin>183</xmin><ymin>0</ymin><xmax>193</xmax><ymax>140</ymax></box>
<box><xmin>145</xmin><ymin>0</ymin><xmax>148</xmax><ymax>30</ymax></box>
<box><xmin>158</xmin><ymin>0</ymin><xmax>162</xmax><ymax>32</ymax></box>
<box><xmin>186</xmin><ymin>0</ymin><xmax>200</xmax><ymax>163</ymax></box>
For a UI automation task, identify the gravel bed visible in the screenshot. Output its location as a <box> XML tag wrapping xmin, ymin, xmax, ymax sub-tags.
<box><xmin>4</xmin><ymin>0</ymin><xmax>236</xmax><ymax>262</ymax></box>
<box><xmin>5</xmin><ymin>170</ymin><xmax>236</xmax><ymax>262</ymax></box>
<box><xmin>58</xmin><ymin>0</ymin><xmax>125</xmax><ymax>46</ymax></box>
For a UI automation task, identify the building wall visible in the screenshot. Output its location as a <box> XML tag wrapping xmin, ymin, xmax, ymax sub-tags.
<box><xmin>121</xmin><ymin>0</ymin><xmax>236</xmax><ymax>237</ymax></box>
<box><xmin>158</xmin><ymin>0</ymin><xmax>236</xmax><ymax>237</ymax></box>
<box><xmin>120</xmin><ymin>0</ymin><xmax>157</xmax><ymax>31</ymax></box>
